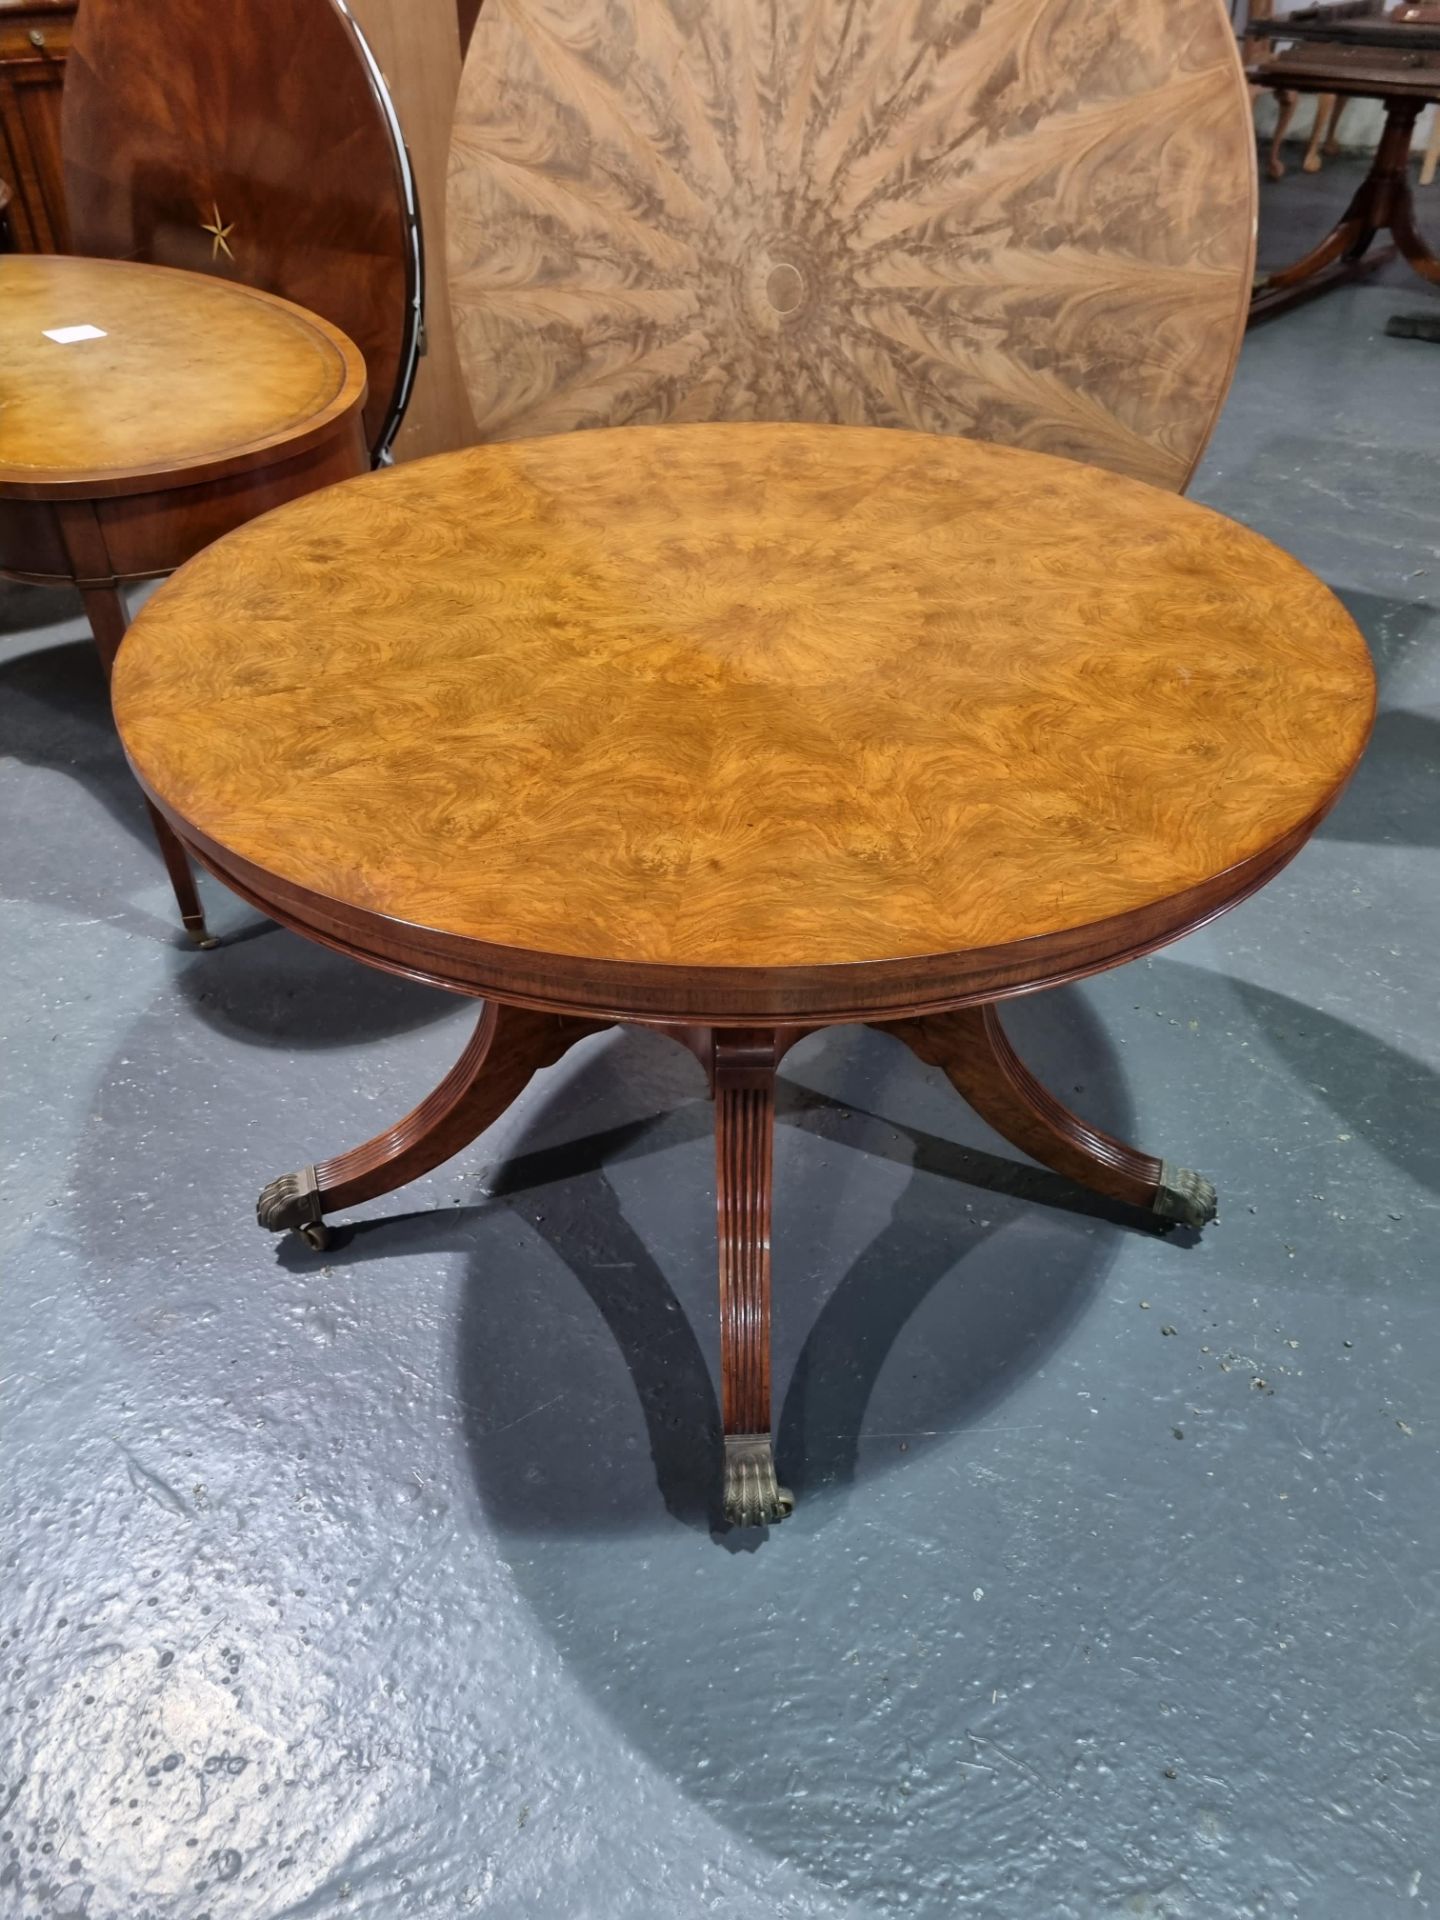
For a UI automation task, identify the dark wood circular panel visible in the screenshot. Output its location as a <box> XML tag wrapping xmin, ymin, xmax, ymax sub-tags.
<box><xmin>112</xmin><ymin>424</ymin><xmax>1373</xmax><ymax>1022</ymax></box>
<box><xmin>62</xmin><ymin>0</ymin><xmax>420</xmax><ymax>462</ymax></box>
<box><xmin>447</xmin><ymin>0</ymin><xmax>1256</xmax><ymax>491</ymax></box>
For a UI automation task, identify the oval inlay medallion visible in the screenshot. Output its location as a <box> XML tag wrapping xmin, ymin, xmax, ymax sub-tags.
<box><xmin>765</xmin><ymin>262</ymin><xmax>805</xmax><ymax>315</ymax></box>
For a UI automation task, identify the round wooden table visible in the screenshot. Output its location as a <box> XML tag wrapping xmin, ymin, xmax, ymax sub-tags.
<box><xmin>112</xmin><ymin>423</ymin><xmax>1375</xmax><ymax>1526</ymax></box>
<box><xmin>0</xmin><ymin>253</ymin><xmax>368</xmax><ymax>943</ymax></box>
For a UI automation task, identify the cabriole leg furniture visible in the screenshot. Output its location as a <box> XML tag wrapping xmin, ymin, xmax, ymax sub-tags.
<box><xmin>111</xmin><ymin>425</ymin><xmax>1376</xmax><ymax>1529</ymax></box>
<box><xmin>0</xmin><ymin>254</ymin><xmax>367</xmax><ymax>940</ymax></box>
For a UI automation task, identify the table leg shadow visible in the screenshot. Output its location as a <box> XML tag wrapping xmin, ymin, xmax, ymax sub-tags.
<box><xmin>259</xmin><ymin>1002</ymin><xmax>1218</xmax><ymax>1531</ymax></box>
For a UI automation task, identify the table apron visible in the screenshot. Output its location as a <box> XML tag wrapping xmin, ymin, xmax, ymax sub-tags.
<box><xmin>0</xmin><ymin>418</ymin><xmax>367</xmax><ymax>586</ymax></box>
<box><xmin>149</xmin><ymin>801</ymin><xmax>1332</xmax><ymax>1028</ymax></box>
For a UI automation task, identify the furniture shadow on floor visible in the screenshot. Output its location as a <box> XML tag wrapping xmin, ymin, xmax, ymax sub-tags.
<box><xmin>289</xmin><ymin>1022</ymin><xmax>1199</xmax><ymax>1540</ymax></box>
<box><xmin>287</xmin><ymin>1096</ymin><xmax>725</xmax><ymax>1532</ymax></box>
<box><xmin>172</xmin><ymin>920</ymin><xmax>461</xmax><ymax>1051</ymax></box>
<box><xmin>0</xmin><ymin>634</ymin><xmax>158</xmax><ymax>859</ymax></box>
<box><xmin>1316</xmin><ymin>706</ymin><xmax>1440</xmax><ymax>848</ymax></box>
<box><xmin>772</xmin><ymin>1090</ymin><xmax>1192</xmax><ymax>1511</ymax></box>
<box><xmin>0</xmin><ymin>579</ymin><xmax>84</xmax><ymax>635</ymax></box>
<box><xmin>1158</xmin><ymin>958</ymin><xmax>1439</xmax><ymax>1205</ymax></box>
<box><xmin>1313</xmin><ymin>583</ymin><xmax>1438</xmax><ymax>855</ymax></box>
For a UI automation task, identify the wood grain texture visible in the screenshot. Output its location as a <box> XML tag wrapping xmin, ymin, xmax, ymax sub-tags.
<box><xmin>890</xmin><ymin>1003</ymin><xmax>1215</xmax><ymax>1227</ymax></box>
<box><xmin>257</xmin><ymin>999</ymin><xmax>603</xmax><ymax>1235</ymax></box>
<box><xmin>114</xmin><ymin>422</ymin><xmax>1374</xmax><ymax>1018</ymax></box>
<box><xmin>1249</xmin><ymin>47</ymin><xmax>1440</xmax><ymax>101</ymax></box>
<box><xmin>0</xmin><ymin>421</ymin><xmax>369</xmax><ymax>583</ymax></box>
<box><xmin>0</xmin><ymin>0</ymin><xmax>74</xmax><ymax>252</ymax></box>
<box><xmin>0</xmin><ymin>253</ymin><xmax>367</xmax><ymax>941</ymax></box>
<box><xmin>713</xmin><ymin>1035</ymin><xmax>777</xmax><ymax>1438</ymax></box>
<box><xmin>447</xmin><ymin>0</ymin><xmax>1256</xmax><ymax>490</ymax></box>
<box><xmin>346</xmin><ymin>0</ymin><xmax>478</xmax><ymax>462</ymax></box>
<box><xmin>712</xmin><ymin>1029</ymin><xmax>792</xmax><ymax>1526</ymax></box>
<box><xmin>62</xmin><ymin>0</ymin><xmax>417</xmax><ymax>458</ymax></box>
<box><xmin>0</xmin><ymin>255</ymin><xmax>367</xmax><ymax>496</ymax></box>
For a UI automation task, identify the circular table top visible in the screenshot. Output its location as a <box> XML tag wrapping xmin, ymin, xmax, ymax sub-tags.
<box><xmin>114</xmin><ymin>423</ymin><xmax>1374</xmax><ymax>1022</ymax></box>
<box><xmin>0</xmin><ymin>255</ymin><xmax>367</xmax><ymax>499</ymax></box>
<box><xmin>447</xmin><ymin>0</ymin><xmax>1256</xmax><ymax>492</ymax></box>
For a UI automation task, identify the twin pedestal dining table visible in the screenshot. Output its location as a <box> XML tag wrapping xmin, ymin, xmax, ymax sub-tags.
<box><xmin>108</xmin><ymin>422</ymin><xmax>1375</xmax><ymax>1527</ymax></box>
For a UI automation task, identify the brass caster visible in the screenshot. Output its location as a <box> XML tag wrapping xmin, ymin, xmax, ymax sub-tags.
<box><xmin>257</xmin><ymin>1164</ymin><xmax>327</xmax><ymax>1244</ymax></box>
<box><xmin>723</xmin><ymin>1434</ymin><xmax>794</xmax><ymax>1528</ymax></box>
<box><xmin>1153</xmin><ymin>1164</ymin><xmax>1219</xmax><ymax>1232</ymax></box>
<box><xmin>185</xmin><ymin>921</ymin><xmax>220</xmax><ymax>951</ymax></box>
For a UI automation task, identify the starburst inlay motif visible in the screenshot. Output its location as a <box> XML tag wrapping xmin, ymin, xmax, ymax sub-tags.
<box><xmin>200</xmin><ymin>203</ymin><xmax>235</xmax><ymax>262</ymax></box>
<box><xmin>446</xmin><ymin>0</ymin><xmax>1256</xmax><ymax>492</ymax></box>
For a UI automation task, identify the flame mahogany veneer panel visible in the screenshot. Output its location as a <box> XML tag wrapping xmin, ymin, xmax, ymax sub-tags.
<box><xmin>447</xmin><ymin>0</ymin><xmax>1256</xmax><ymax>489</ymax></box>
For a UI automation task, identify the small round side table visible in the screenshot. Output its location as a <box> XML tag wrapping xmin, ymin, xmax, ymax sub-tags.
<box><xmin>0</xmin><ymin>253</ymin><xmax>367</xmax><ymax>943</ymax></box>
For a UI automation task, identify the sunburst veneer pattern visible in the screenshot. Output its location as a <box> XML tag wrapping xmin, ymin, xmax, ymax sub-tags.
<box><xmin>447</xmin><ymin>0</ymin><xmax>1256</xmax><ymax>488</ymax></box>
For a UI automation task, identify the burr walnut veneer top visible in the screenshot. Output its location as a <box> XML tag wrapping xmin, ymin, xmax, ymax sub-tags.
<box><xmin>0</xmin><ymin>255</ymin><xmax>367</xmax><ymax>497</ymax></box>
<box><xmin>113</xmin><ymin>424</ymin><xmax>1373</xmax><ymax>1014</ymax></box>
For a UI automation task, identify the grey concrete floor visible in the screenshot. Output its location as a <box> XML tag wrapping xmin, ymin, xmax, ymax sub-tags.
<box><xmin>3</xmin><ymin>195</ymin><xmax>1439</xmax><ymax>1918</ymax></box>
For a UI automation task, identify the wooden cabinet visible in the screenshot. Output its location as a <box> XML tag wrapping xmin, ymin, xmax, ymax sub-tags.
<box><xmin>0</xmin><ymin>0</ymin><xmax>74</xmax><ymax>252</ymax></box>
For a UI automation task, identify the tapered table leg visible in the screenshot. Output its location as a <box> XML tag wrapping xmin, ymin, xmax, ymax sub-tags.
<box><xmin>885</xmin><ymin>1003</ymin><xmax>1217</xmax><ymax>1229</ymax></box>
<box><xmin>712</xmin><ymin>1030</ymin><xmax>793</xmax><ymax>1527</ymax></box>
<box><xmin>257</xmin><ymin>1001</ymin><xmax>605</xmax><ymax>1247</ymax></box>
<box><xmin>80</xmin><ymin>583</ymin><xmax>217</xmax><ymax>947</ymax></box>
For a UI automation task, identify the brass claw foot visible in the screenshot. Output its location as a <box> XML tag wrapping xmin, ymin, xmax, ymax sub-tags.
<box><xmin>257</xmin><ymin>1165</ymin><xmax>329</xmax><ymax>1247</ymax></box>
<box><xmin>1153</xmin><ymin>1163</ymin><xmax>1219</xmax><ymax>1231</ymax></box>
<box><xmin>723</xmin><ymin>1434</ymin><xmax>794</xmax><ymax>1528</ymax></box>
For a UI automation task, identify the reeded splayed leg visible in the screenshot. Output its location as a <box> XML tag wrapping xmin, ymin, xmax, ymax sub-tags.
<box><xmin>257</xmin><ymin>1001</ymin><xmax>604</xmax><ymax>1248</ymax></box>
<box><xmin>712</xmin><ymin>1030</ymin><xmax>793</xmax><ymax>1528</ymax></box>
<box><xmin>81</xmin><ymin>583</ymin><xmax>216</xmax><ymax>948</ymax></box>
<box><xmin>886</xmin><ymin>1003</ymin><xmax>1217</xmax><ymax>1230</ymax></box>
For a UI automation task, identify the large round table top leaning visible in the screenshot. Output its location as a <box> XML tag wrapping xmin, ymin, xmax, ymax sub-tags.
<box><xmin>448</xmin><ymin>0</ymin><xmax>1256</xmax><ymax>492</ymax></box>
<box><xmin>62</xmin><ymin>0</ymin><xmax>421</xmax><ymax>462</ymax></box>
<box><xmin>111</xmin><ymin>423</ymin><xmax>1372</xmax><ymax>1528</ymax></box>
